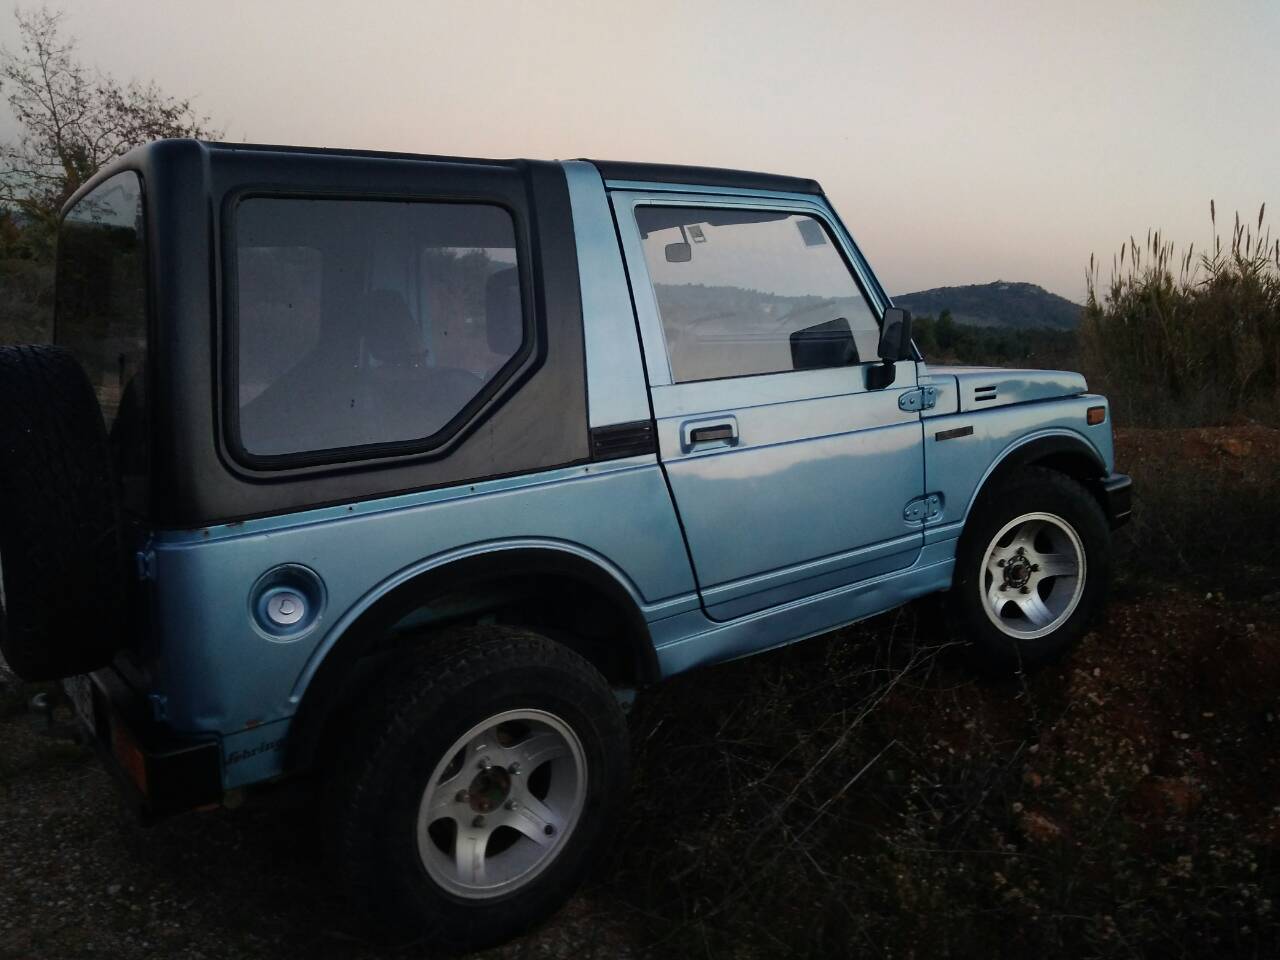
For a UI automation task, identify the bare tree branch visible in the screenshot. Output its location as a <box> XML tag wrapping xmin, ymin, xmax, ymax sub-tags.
<box><xmin>0</xmin><ymin>4</ymin><xmax>220</xmax><ymax>249</ymax></box>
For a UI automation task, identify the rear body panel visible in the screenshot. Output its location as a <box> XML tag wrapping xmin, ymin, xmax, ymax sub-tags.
<box><xmin>146</xmin><ymin>456</ymin><xmax>693</xmax><ymax>789</ymax></box>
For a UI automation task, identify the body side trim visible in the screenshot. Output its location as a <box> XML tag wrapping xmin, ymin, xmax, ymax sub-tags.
<box><xmin>651</xmin><ymin>549</ymin><xmax>956</xmax><ymax>676</ymax></box>
<box><xmin>153</xmin><ymin>455</ymin><xmax>659</xmax><ymax>545</ymax></box>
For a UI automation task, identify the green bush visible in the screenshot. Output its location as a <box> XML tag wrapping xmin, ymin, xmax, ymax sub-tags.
<box><xmin>1082</xmin><ymin>204</ymin><xmax>1280</xmax><ymax>427</ymax></box>
<box><xmin>915</xmin><ymin>309</ymin><xmax>1081</xmax><ymax>369</ymax></box>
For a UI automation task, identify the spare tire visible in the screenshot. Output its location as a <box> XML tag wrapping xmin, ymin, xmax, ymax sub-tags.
<box><xmin>0</xmin><ymin>344</ymin><xmax>126</xmax><ymax>681</ymax></box>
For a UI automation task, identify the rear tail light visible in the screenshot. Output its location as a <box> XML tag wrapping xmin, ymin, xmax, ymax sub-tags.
<box><xmin>112</xmin><ymin>722</ymin><xmax>149</xmax><ymax>797</ymax></box>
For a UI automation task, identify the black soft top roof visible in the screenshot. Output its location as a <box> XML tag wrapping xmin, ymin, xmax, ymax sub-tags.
<box><xmin>73</xmin><ymin>141</ymin><xmax>825</xmax><ymax>211</ymax></box>
<box><xmin>585</xmin><ymin>159</ymin><xmax>823</xmax><ymax>196</ymax></box>
<box><xmin>202</xmin><ymin>142</ymin><xmax>825</xmax><ymax>195</ymax></box>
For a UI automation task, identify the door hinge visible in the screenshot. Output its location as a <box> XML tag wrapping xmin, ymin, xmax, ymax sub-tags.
<box><xmin>904</xmin><ymin>493</ymin><xmax>944</xmax><ymax>522</ymax></box>
<box><xmin>898</xmin><ymin>386</ymin><xmax>938</xmax><ymax>412</ymax></box>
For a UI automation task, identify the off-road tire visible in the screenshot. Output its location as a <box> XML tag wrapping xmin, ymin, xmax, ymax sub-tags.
<box><xmin>328</xmin><ymin>626</ymin><xmax>629</xmax><ymax>953</ymax></box>
<box><xmin>0</xmin><ymin>345</ymin><xmax>125</xmax><ymax>681</ymax></box>
<box><xmin>950</xmin><ymin>466</ymin><xmax>1111</xmax><ymax>672</ymax></box>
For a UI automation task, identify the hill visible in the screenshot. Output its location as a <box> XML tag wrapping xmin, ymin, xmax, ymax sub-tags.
<box><xmin>895</xmin><ymin>281</ymin><xmax>1082</xmax><ymax>330</ymax></box>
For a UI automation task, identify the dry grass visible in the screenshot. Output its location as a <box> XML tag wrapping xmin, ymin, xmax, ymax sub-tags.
<box><xmin>1082</xmin><ymin>204</ymin><xmax>1280</xmax><ymax>428</ymax></box>
<box><xmin>3</xmin><ymin>592</ymin><xmax>1277</xmax><ymax>960</ymax></box>
<box><xmin>1114</xmin><ymin>425</ymin><xmax>1280</xmax><ymax>597</ymax></box>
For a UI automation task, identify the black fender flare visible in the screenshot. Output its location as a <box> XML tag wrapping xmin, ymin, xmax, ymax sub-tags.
<box><xmin>966</xmin><ymin>432</ymin><xmax>1110</xmax><ymax>522</ymax></box>
<box><xmin>286</xmin><ymin>546</ymin><xmax>657</xmax><ymax>771</ymax></box>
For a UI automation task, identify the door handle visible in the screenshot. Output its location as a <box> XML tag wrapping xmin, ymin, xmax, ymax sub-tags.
<box><xmin>681</xmin><ymin>417</ymin><xmax>739</xmax><ymax>452</ymax></box>
<box><xmin>690</xmin><ymin>424</ymin><xmax>735</xmax><ymax>444</ymax></box>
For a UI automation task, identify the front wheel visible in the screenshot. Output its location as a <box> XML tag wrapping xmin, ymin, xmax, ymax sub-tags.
<box><xmin>950</xmin><ymin>467</ymin><xmax>1112</xmax><ymax>671</ymax></box>
<box><xmin>328</xmin><ymin>627</ymin><xmax>629</xmax><ymax>952</ymax></box>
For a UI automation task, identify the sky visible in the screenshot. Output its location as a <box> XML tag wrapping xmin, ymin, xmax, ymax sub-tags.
<box><xmin>1</xmin><ymin>0</ymin><xmax>1275</xmax><ymax>302</ymax></box>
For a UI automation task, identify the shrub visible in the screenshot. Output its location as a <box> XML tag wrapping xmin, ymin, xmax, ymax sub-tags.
<box><xmin>1082</xmin><ymin>203</ymin><xmax>1280</xmax><ymax>427</ymax></box>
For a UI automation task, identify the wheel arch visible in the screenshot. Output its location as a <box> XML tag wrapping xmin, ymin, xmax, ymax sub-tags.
<box><xmin>287</xmin><ymin>542</ymin><xmax>657</xmax><ymax>772</ymax></box>
<box><xmin>963</xmin><ymin>431</ymin><xmax>1109</xmax><ymax>529</ymax></box>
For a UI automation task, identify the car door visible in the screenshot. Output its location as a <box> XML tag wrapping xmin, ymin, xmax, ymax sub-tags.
<box><xmin>612</xmin><ymin>191</ymin><xmax>925</xmax><ymax>621</ymax></box>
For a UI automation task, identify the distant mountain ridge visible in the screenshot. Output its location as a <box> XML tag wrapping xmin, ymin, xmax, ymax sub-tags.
<box><xmin>894</xmin><ymin>281</ymin><xmax>1082</xmax><ymax>331</ymax></box>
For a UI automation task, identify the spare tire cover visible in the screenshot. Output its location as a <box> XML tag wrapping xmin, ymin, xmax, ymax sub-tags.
<box><xmin>0</xmin><ymin>344</ymin><xmax>126</xmax><ymax>681</ymax></box>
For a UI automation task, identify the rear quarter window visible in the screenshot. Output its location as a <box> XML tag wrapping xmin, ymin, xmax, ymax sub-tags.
<box><xmin>231</xmin><ymin>197</ymin><xmax>526</xmax><ymax>463</ymax></box>
<box><xmin>54</xmin><ymin>170</ymin><xmax>149</xmax><ymax>510</ymax></box>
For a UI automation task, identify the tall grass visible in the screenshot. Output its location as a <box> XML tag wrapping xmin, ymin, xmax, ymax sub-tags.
<box><xmin>1082</xmin><ymin>203</ymin><xmax>1280</xmax><ymax>426</ymax></box>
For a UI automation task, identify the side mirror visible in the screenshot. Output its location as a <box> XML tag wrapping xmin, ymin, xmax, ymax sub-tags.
<box><xmin>867</xmin><ymin>307</ymin><xmax>913</xmax><ymax>390</ymax></box>
<box><xmin>664</xmin><ymin>241</ymin><xmax>692</xmax><ymax>263</ymax></box>
<box><xmin>878</xmin><ymin>307</ymin><xmax>913</xmax><ymax>361</ymax></box>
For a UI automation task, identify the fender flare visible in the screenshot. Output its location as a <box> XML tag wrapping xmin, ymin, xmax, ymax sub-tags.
<box><xmin>962</xmin><ymin>430</ymin><xmax>1108</xmax><ymax>524</ymax></box>
<box><xmin>285</xmin><ymin>541</ymin><xmax>657</xmax><ymax>770</ymax></box>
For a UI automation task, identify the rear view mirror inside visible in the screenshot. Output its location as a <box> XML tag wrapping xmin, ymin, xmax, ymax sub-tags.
<box><xmin>665</xmin><ymin>241</ymin><xmax>692</xmax><ymax>263</ymax></box>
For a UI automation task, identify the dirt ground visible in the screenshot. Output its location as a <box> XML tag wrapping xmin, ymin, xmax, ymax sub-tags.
<box><xmin>2</xmin><ymin>427</ymin><xmax>1278</xmax><ymax>958</ymax></box>
<box><xmin>3</xmin><ymin>586</ymin><xmax>1277</xmax><ymax>959</ymax></box>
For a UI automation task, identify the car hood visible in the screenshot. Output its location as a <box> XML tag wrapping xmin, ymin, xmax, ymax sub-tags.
<box><xmin>924</xmin><ymin>365</ymin><xmax>1088</xmax><ymax>414</ymax></box>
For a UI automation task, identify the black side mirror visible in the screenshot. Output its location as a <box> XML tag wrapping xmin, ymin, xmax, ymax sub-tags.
<box><xmin>867</xmin><ymin>307</ymin><xmax>913</xmax><ymax>390</ymax></box>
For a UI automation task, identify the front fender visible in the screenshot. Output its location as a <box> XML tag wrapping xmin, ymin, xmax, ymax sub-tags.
<box><xmin>924</xmin><ymin>395</ymin><xmax>1113</xmax><ymax>535</ymax></box>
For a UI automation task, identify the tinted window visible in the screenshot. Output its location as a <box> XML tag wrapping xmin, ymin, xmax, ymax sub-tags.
<box><xmin>54</xmin><ymin>171</ymin><xmax>149</xmax><ymax>509</ymax></box>
<box><xmin>634</xmin><ymin>206</ymin><xmax>880</xmax><ymax>383</ymax></box>
<box><xmin>234</xmin><ymin>199</ymin><xmax>524</xmax><ymax>459</ymax></box>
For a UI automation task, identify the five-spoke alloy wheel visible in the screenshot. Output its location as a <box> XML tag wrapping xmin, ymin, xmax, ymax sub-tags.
<box><xmin>952</xmin><ymin>466</ymin><xmax>1111</xmax><ymax>670</ymax></box>
<box><xmin>329</xmin><ymin>627</ymin><xmax>629</xmax><ymax>952</ymax></box>
<box><xmin>980</xmin><ymin>511</ymin><xmax>1086</xmax><ymax>640</ymax></box>
<box><xmin>417</xmin><ymin>709</ymin><xmax>587</xmax><ymax>898</ymax></box>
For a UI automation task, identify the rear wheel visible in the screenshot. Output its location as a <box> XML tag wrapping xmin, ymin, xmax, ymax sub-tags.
<box><xmin>329</xmin><ymin>627</ymin><xmax>629</xmax><ymax>952</ymax></box>
<box><xmin>950</xmin><ymin>467</ymin><xmax>1111</xmax><ymax>671</ymax></box>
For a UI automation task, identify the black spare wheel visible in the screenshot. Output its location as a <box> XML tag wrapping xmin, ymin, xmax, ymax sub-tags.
<box><xmin>0</xmin><ymin>344</ymin><xmax>126</xmax><ymax>681</ymax></box>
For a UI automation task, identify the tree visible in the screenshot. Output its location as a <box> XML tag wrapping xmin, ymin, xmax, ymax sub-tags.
<box><xmin>935</xmin><ymin>308</ymin><xmax>957</xmax><ymax>351</ymax></box>
<box><xmin>0</xmin><ymin>6</ymin><xmax>219</xmax><ymax>255</ymax></box>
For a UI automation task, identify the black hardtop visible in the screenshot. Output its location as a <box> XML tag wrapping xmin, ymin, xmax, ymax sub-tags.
<box><xmin>67</xmin><ymin>140</ymin><xmax>824</xmax><ymax>214</ymax></box>
<box><xmin>585</xmin><ymin>159</ymin><xmax>823</xmax><ymax>196</ymax></box>
<box><xmin>203</xmin><ymin>143</ymin><xmax>826</xmax><ymax>195</ymax></box>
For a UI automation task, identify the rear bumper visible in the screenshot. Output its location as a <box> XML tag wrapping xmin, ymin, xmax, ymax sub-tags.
<box><xmin>65</xmin><ymin>669</ymin><xmax>222</xmax><ymax>821</ymax></box>
<box><xmin>1094</xmin><ymin>472</ymin><xmax>1133</xmax><ymax>529</ymax></box>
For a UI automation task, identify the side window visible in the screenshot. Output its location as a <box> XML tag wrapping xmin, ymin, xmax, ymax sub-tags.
<box><xmin>634</xmin><ymin>206</ymin><xmax>880</xmax><ymax>383</ymax></box>
<box><xmin>54</xmin><ymin>170</ymin><xmax>149</xmax><ymax>509</ymax></box>
<box><xmin>233</xmin><ymin>198</ymin><xmax>524</xmax><ymax>460</ymax></box>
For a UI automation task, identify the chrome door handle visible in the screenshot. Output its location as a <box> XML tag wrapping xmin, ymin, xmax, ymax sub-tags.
<box><xmin>680</xmin><ymin>416</ymin><xmax>739</xmax><ymax>452</ymax></box>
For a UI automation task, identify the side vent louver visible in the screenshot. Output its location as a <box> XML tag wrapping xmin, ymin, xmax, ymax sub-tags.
<box><xmin>590</xmin><ymin>421</ymin><xmax>656</xmax><ymax>460</ymax></box>
<box><xmin>974</xmin><ymin>384</ymin><xmax>999</xmax><ymax>402</ymax></box>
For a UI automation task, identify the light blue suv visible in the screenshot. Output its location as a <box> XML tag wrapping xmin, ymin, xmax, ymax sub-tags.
<box><xmin>0</xmin><ymin>142</ymin><xmax>1130</xmax><ymax>950</ymax></box>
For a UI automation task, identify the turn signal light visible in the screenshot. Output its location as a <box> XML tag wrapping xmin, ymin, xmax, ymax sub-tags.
<box><xmin>1086</xmin><ymin>406</ymin><xmax>1106</xmax><ymax>426</ymax></box>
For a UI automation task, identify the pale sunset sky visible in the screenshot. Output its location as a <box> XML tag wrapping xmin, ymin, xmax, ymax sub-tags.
<box><xmin>1</xmin><ymin>0</ymin><xmax>1274</xmax><ymax>302</ymax></box>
